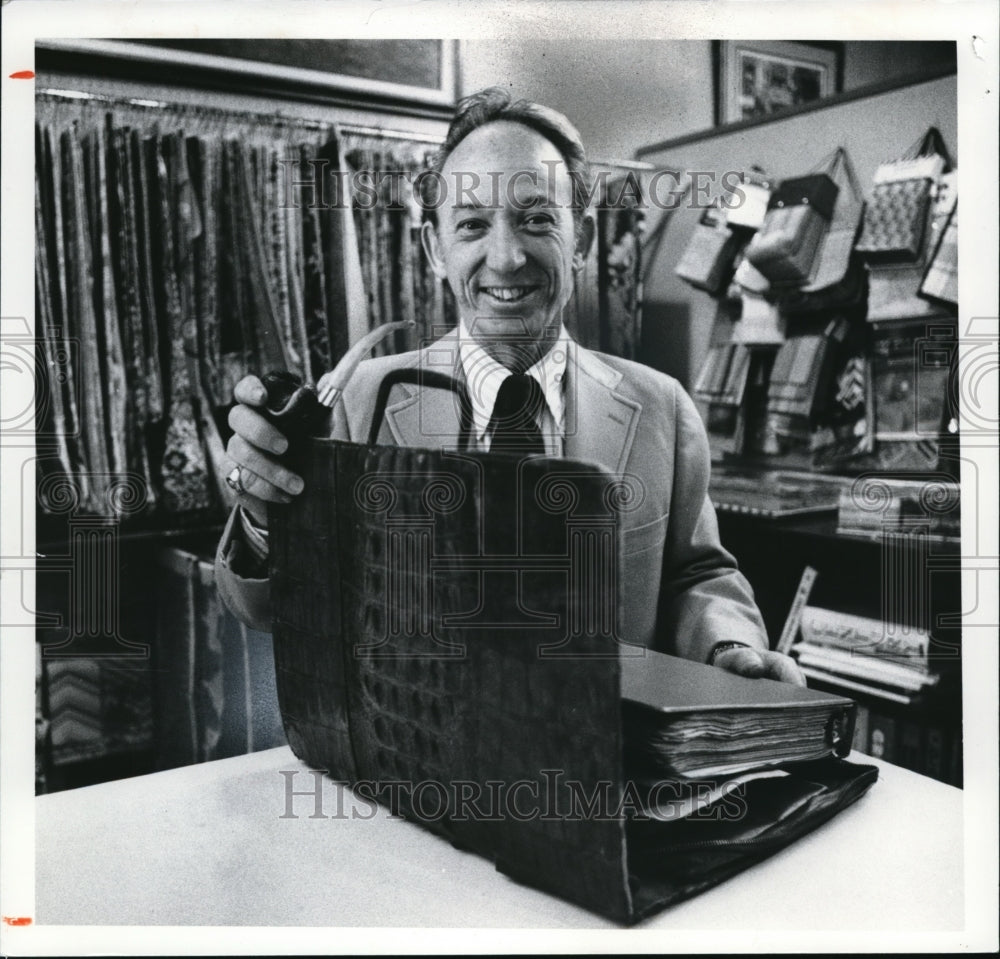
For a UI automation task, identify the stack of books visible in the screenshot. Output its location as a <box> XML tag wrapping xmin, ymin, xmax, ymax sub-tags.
<box><xmin>837</xmin><ymin>476</ymin><xmax>960</xmax><ymax>540</ymax></box>
<box><xmin>709</xmin><ymin>467</ymin><xmax>846</xmax><ymax>518</ymax></box>
<box><xmin>791</xmin><ymin>605</ymin><xmax>939</xmax><ymax>706</ymax></box>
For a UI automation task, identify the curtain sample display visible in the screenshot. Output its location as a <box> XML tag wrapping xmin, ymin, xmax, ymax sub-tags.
<box><xmin>35</xmin><ymin>546</ymin><xmax>286</xmax><ymax>788</ymax></box>
<box><xmin>342</xmin><ymin>136</ymin><xmax>456</xmax><ymax>358</ymax></box>
<box><xmin>34</xmin><ymin>93</ymin><xmax>451</xmax><ymax>524</ymax></box>
<box><xmin>564</xmin><ymin>167</ymin><xmax>648</xmax><ymax>355</ymax></box>
<box><xmin>36</xmin><ymin>93</ymin><xmax>644</xmax><ymax>525</ymax></box>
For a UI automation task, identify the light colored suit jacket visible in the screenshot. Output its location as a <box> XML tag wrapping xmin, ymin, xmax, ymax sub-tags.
<box><xmin>215</xmin><ymin>330</ymin><xmax>769</xmax><ymax>663</ymax></box>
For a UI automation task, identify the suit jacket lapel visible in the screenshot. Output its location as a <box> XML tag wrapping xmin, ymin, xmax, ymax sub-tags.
<box><xmin>564</xmin><ymin>344</ymin><xmax>642</xmax><ymax>474</ymax></box>
<box><xmin>382</xmin><ymin>331</ymin><xmax>642</xmax><ymax>471</ymax></box>
<box><xmin>383</xmin><ymin>329</ymin><xmax>465</xmax><ymax>449</ymax></box>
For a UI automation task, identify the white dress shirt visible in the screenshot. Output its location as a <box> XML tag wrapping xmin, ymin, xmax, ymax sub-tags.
<box><xmin>457</xmin><ymin>318</ymin><xmax>570</xmax><ymax>456</ymax></box>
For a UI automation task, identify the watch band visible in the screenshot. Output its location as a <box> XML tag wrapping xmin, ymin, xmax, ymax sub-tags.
<box><xmin>239</xmin><ymin>505</ymin><xmax>270</xmax><ymax>562</ymax></box>
<box><xmin>709</xmin><ymin>641</ymin><xmax>751</xmax><ymax>666</ymax></box>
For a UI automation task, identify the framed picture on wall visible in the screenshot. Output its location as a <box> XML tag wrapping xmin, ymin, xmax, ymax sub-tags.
<box><xmin>35</xmin><ymin>38</ymin><xmax>459</xmax><ymax>117</ymax></box>
<box><xmin>715</xmin><ymin>40</ymin><xmax>843</xmax><ymax>125</ymax></box>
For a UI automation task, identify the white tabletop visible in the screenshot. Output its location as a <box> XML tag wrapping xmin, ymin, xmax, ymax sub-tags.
<box><xmin>32</xmin><ymin>744</ymin><xmax>964</xmax><ymax>933</ymax></box>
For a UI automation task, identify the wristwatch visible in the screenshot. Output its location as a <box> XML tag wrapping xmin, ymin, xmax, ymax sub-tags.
<box><xmin>708</xmin><ymin>641</ymin><xmax>751</xmax><ymax>666</ymax></box>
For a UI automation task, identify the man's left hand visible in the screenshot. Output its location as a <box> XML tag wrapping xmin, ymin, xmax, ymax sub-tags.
<box><xmin>713</xmin><ymin>646</ymin><xmax>806</xmax><ymax>686</ymax></box>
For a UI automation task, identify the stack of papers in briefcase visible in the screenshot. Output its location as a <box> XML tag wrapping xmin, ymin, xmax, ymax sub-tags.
<box><xmin>621</xmin><ymin>650</ymin><xmax>856</xmax><ymax>779</ymax></box>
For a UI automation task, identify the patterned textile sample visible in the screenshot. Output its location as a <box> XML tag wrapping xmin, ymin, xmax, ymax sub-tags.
<box><xmin>154</xmin><ymin>133</ymin><xmax>213</xmax><ymax>514</ymax></box>
<box><xmin>154</xmin><ymin>546</ymin><xmax>285</xmax><ymax>769</ymax></box>
<box><xmin>44</xmin><ymin>657</ymin><xmax>154</xmax><ymax>768</ymax></box>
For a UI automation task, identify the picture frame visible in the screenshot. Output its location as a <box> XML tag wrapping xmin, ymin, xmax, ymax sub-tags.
<box><xmin>34</xmin><ymin>38</ymin><xmax>459</xmax><ymax>119</ymax></box>
<box><xmin>714</xmin><ymin>40</ymin><xmax>843</xmax><ymax>126</ymax></box>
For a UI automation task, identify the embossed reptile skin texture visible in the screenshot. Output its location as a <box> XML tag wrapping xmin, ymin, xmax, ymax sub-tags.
<box><xmin>269</xmin><ymin>437</ymin><xmax>878</xmax><ymax>924</ymax></box>
<box><xmin>270</xmin><ymin>440</ymin><xmax>635</xmax><ymax>921</ymax></box>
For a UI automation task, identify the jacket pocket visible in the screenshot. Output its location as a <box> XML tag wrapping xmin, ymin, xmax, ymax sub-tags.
<box><xmin>622</xmin><ymin>512</ymin><xmax>669</xmax><ymax>556</ymax></box>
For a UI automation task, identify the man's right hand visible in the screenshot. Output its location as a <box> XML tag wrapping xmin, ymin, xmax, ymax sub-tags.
<box><xmin>225</xmin><ymin>375</ymin><xmax>306</xmax><ymax>528</ymax></box>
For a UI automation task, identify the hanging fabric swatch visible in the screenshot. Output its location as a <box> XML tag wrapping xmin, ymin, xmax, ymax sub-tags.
<box><xmin>35</xmin><ymin>125</ymin><xmax>80</xmax><ymax>492</ymax></box>
<box><xmin>264</xmin><ymin>146</ymin><xmax>303</xmax><ymax>379</ymax></box>
<box><xmin>315</xmin><ymin>135</ymin><xmax>362</xmax><ymax>366</ymax></box>
<box><xmin>34</xmin><ymin>92</ymin><xmax>450</xmax><ymax>526</ymax></box>
<box><xmin>233</xmin><ymin>140</ymin><xmax>288</xmax><ymax>373</ymax></box>
<box><xmin>61</xmin><ymin>126</ymin><xmax>115</xmax><ymax>513</ymax></box>
<box><xmin>299</xmin><ymin>143</ymin><xmax>333</xmax><ymax>381</ymax></box>
<box><xmin>599</xmin><ymin>174</ymin><xmax>646</xmax><ymax>359</ymax></box>
<box><xmin>129</xmin><ymin>128</ymin><xmax>165</xmax><ymax>423</ymax></box>
<box><xmin>152</xmin><ymin>132</ymin><xmax>213</xmax><ymax>514</ymax></box>
<box><xmin>187</xmin><ymin>136</ymin><xmax>224</xmax><ymax>406</ymax></box>
<box><xmin>89</xmin><ymin>123</ymin><xmax>131</xmax><ymax>482</ymax></box>
<box><xmin>44</xmin><ymin>657</ymin><xmax>154</xmax><ymax>768</ymax></box>
<box><xmin>107</xmin><ymin>121</ymin><xmax>158</xmax><ymax>511</ymax></box>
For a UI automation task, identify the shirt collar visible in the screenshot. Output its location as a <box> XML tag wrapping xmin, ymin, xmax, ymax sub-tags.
<box><xmin>457</xmin><ymin>320</ymin><xmax>570</xmax><ymax>443</ymax></box>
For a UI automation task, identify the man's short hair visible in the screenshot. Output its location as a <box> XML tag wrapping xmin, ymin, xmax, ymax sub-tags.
<box><xmin>424</xmin><ymin>86</ymin><xmax>592</xmax><ymax>230</ymax></box>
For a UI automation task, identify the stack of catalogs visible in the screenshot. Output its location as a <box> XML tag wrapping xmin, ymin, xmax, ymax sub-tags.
<box><xmin>620</xmin><ymin>650</ymin><xmax>856</xmax><ymax>780</ymax></box>
<box><xmin>708</xmin><ymin>466</ymin><xmax>846</xmax><ymax>518</ymax></box>
<box><xmin>837</xmin><ymin>475</ymin><xmax>960</xmax><ymax>541</ymax></box>
<box><xmin>791</xmin><ymin>605</ymin><xmax>940</xmax><ymax>706</ymax></box>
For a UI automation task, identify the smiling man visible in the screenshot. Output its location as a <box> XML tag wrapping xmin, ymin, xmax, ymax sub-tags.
<box><xmin>216</xmin><ymin>87</ymin><xmax>803</xmax><ymax>684</ymax></box>
<box><xmin>431</xmin><ymin>117</ymin><xmax>584</xmax><ymax>378</ymax></box>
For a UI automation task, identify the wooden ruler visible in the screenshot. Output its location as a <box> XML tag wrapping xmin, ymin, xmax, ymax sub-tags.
<box><xmin>776</xmin><ymin>565</ymin><xmax>819</xmax><ymax>655</ymax></box>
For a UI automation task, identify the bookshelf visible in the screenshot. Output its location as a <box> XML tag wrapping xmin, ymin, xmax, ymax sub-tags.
<box><xmin>717</xmin><ymin>510</ymin><xmax>962</xmax><ymax>785</ymax></box>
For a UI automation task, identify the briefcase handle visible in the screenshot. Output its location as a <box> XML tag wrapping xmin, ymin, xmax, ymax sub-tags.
<box><xmin>255</xmin><ymin>319</ymin><xmax>416</xmax><ymax>461</ymax></box>
<box><xmin>368</xmin><ymin>368</ymin><xmax>475</xmax><ymax>450</ymax></box>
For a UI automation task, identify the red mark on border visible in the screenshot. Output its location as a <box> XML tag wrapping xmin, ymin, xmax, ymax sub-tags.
<box><xmin>2</xmin><ymin>916</ymin><xmax>32</xmax><ymax>925</ymax></box>
<box><xmin>10</xmin><ymin>71</ymin><xmax>36</xmax><ymax>80</ymax></box>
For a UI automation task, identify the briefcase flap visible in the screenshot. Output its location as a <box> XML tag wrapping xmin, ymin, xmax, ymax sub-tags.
<box><xmin>625</xmin><ymin>757</ymin><xmax>879</xmax><ymax>921</ymax></box>
<box><xmin>746</xmin><ymin>206</ymin><xmax>828</xmax><ymax>284</ymax></box>
<box><xmin>872</xmin><ymin>152</ymin><xmax>945</xmax><ymax>185</ymax></box>
<box><xmin>778</xmin><ymin>257</ymin><xmax>868</xmax><ymax>316</ymax></box>
<box><xmin>768</xmin><ymin>173</ymin><xmax>840</xmax><ymax>221</ymax></box>
<box><xmin>745</xmin><ymin>173</ymin><xmax>838</xmax><ymax>284</ymax></box>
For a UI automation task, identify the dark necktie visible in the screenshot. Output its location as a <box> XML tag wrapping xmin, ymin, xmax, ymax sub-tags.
<box><xmin>488</xmin><ymin>373</ymin><xmax>546</xmax><ymax>455</ymax></box>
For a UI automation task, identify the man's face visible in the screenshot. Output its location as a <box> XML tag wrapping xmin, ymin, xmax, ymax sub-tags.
<box><xmin>422</xmin><ymin>121</ymin><xmax>590</xmax><ymax>372</ymax></box>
